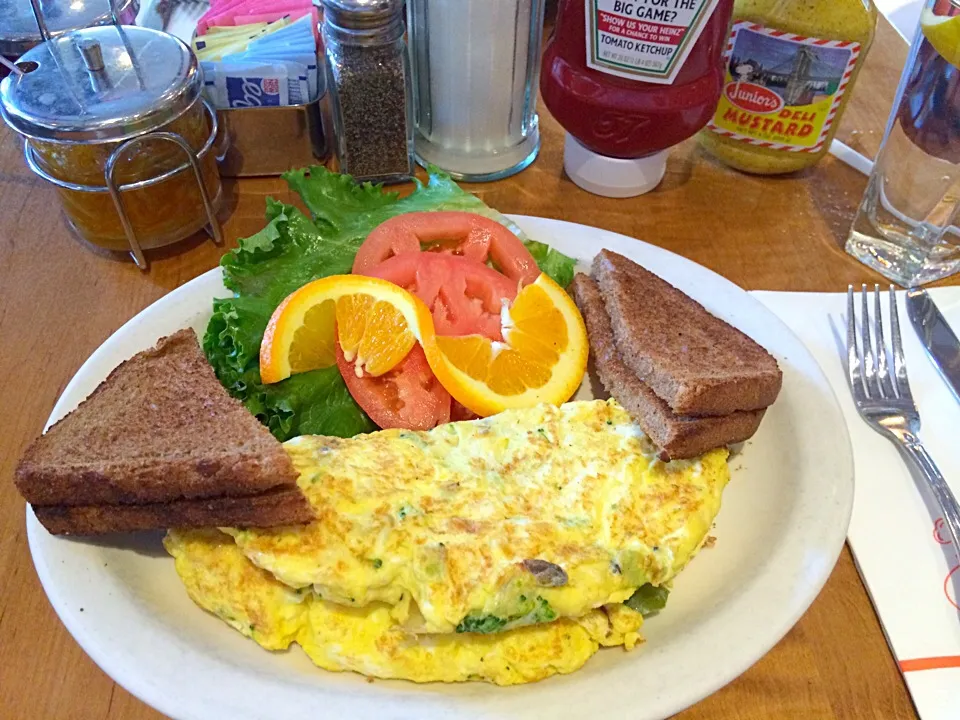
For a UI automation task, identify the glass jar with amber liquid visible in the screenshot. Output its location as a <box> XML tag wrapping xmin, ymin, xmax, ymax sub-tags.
<box><xmin>0</xmin><ymin>24</ymin><xmax>223</xmax><ymax>269</ymax></box>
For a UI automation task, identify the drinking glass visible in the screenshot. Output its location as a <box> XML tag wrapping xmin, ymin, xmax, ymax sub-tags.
<box><xmin>846</xmin><ymin>0</ymin><xmax>960</xmax><ymax>286</ymax></box>
<box><xmin>406</xmin><ymin>0</ymin><xmax>545</xmax><ymax>181</ymax></box>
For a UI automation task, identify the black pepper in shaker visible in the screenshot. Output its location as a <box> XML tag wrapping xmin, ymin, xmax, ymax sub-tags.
<box><xmin>321</xmin><ymin>0</ymin><xmax>414</xmax><ymax>184</ymax></box>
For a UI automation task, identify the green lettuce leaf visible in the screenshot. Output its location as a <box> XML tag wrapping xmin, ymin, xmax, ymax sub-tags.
<box><xmin>523</xmin><ymin>240</ymin><xmax>577</xmax><ymax>288</ymax></box>
<box><xmin>204</xmin><ymin>166</ymin><xmax>578</xmax><ymax>441</ymax></box>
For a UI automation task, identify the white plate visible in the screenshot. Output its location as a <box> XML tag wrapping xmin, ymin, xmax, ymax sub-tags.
<box><xmin>26</xmin><ymin>216</ymin><xmax>854</xmax><ymax>720</ymax></box>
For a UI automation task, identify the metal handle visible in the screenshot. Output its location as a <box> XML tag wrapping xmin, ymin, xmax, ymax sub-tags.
<box><xmin>28</xmin><ymin>0</ymin><xmax>123</xmax><ymax>41</ymax></box>
<box><xmin>28</xmin><ymin>0</ymin><xmax>52</xmax><ymax>42</ymax></box>
<box><xmin>899</xmin><ymin>437</ymin><xmax>960</xmax><ymax>559</ymax></box>
<box><xmin>105</xmin><ymin>130</ymin><xmax>224</xmax><ymax>270</ymax></box>
<box><xmin>28</xmin><ymin>0</ymin><xmax>142</xmax><ymax>112</ymax></box>
<box><xmin>24</xmin><ymin>99</ymin><xmax>221</xmax><ymax>193</ymax></box>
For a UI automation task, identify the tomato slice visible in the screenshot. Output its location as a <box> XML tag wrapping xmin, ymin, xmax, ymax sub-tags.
<box><xmin>353</xmin><ymin>211</ymin><xmax>540</xmax><ymax>287</ymax></box>
<box><xmin>451</xmin><ymin>400</ymin><xmax>480</xmax><ymax>422</ymax></box>
<box><xmin>345</xmin><ymin>225</ymin><xmax>531</xmax><ymax>431</ymax></box>
<box><xmin>336</xmin><ymin>343</ymin><xmax>451</xmax><ymax>431</ymax></box>
<box><xmin>363</xmin><ymin>253</ymin><xmax>517</xmax><ymax>340</ymax></box>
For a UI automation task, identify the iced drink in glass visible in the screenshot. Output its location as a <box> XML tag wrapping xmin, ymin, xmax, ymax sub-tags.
<box><xmin>846</xmin><ymin>0</ymin><xmax>960</xmax><ymax>286</ymax></box>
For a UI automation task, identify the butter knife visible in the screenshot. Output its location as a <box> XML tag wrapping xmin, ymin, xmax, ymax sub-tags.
<box><xmin>906</xmin><ymin>288</ymin><xmax>960</xmax><ymax>405</ymax></box>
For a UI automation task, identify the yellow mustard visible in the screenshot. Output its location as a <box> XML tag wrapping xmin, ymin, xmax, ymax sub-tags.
<box><xmin>698</xmin><ymin>0</ymin><xmax>877</xmax><ymax>174</ymax></box>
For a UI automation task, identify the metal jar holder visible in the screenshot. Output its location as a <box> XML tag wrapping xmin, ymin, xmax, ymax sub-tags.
<box><xmin>23</xmin><ymin>97</ymin><xmax>224</xmax><ymax>270</ymax></box>
<box><xmin>13</xmin><ymin>0</ymin><xmax>225</xmax><ymax>270</ymax></box>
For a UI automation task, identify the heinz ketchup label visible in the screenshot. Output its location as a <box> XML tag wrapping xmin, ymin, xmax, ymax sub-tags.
<box><xmin>585</xmin><ymin>0</ymin><xmax>723</xmax><ymax>84</ymax></box>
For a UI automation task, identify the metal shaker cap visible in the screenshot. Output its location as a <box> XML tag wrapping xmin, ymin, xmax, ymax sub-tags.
<box><xmin>0</xmin><ymin>0</ymin><xmax>139</xmax><ymax>58</ymax></box>
<box><xmin>320</xmin><ymin>0</ymin><xmax>403</xmax><ymax>30</ymax></box>
<box><xmin>0</xmin><ymin>24</ymin><xmax>200</xmax><ymax>143</ymax></box>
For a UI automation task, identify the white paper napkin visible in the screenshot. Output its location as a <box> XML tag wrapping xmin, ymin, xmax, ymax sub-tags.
<box><xmin>753</xmin><ymin>287</ymin><xmax>960</xmax><ymax>720</ymax></box>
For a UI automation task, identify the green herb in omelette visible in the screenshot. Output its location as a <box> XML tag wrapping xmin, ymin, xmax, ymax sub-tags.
<box><xmin>456</xmin><ymin>614</ymin><xmax>508</xmax><ymax>634</ymax></box>
<box><xmin>625</xmin><ymin>583</ymin><xmax>670</xmax><ymax>616</ymax></box>
<box><xmin>455</xmin><ymin>596</ymin><xmax>557</xmax><ymax>634</ymax></box>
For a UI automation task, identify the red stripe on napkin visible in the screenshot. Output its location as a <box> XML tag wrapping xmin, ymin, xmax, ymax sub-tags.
<box><xmin>899</xmin><ymin>656</ymin><xmax>960</xmax><ymax>672</ymax></box>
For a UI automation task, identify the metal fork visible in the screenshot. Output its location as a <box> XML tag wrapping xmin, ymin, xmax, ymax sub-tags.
<box><xmin>846</xmin><ymin>284</ymin><xmax>960</xmax><ymax>557</ymax></box>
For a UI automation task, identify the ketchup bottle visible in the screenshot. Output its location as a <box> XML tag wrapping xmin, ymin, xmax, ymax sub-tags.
<box><xmin>541</xmin><ymin>0</ymin><xmax>735</xmax><ymax>197</ymax></box>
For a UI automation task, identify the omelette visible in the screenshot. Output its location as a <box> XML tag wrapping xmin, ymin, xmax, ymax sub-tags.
<box><xmin>164</xmin><ymin>528</ymin><xmax>646</xmax><ymax>685</ymax></box>
<box><xmin>225</xmin><ymin>399</ymin><xmax>730</xmax><ymax>635</ymax></box>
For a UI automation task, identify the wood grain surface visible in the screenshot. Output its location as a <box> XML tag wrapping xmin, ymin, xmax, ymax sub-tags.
<box><xmin>0</xmin><ymin>15</ymin><xmax>927</xmax><ymax>720</ymax></box>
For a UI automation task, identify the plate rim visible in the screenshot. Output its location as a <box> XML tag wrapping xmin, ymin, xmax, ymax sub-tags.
<box><xmin>24</xmin><ymin>214</ymin><xmax>856</xmax><ymax>720</ymax></box>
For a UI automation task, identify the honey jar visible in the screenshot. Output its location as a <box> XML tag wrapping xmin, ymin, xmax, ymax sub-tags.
<box><xmin>0</xmin><ymin>24</ymin><xmax>223</xmax><ymax>269</ymax></box>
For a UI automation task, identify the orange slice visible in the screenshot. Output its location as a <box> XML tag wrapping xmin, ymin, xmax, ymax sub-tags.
<box><xmin>422</xmin><ymin>273</ymin><xmax>588</xmax><ymax>416</ymax></box>
<box><xmin>260</xmin><ymin>275</ymin><xmax>434</xmax><ymax>384</ymax></box>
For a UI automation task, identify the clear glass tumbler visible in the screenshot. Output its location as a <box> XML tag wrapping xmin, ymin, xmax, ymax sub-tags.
<box><xmin>846</xmin><ymin>0</ymin><xmax>960</xmax><ymax>286</ymax></box>
<box><xmin>406</xmin><ymin>0</ymin><xmax>545</xmax><ymax>182</ymax></box>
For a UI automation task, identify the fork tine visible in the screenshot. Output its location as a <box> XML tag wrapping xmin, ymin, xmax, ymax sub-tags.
<box><xmin>873</xmin><ymin>284</ymin><xmax>891</xmax><ymax>398</ymax></box>
<box><xmin>889</xmin><ymin>285</ymin><xmax>911</xmax><ymax>399</ymax></box>
<box><xmin>847</xmin><ymin>285</ymin><xmax>863</xmax><ymax>395</ymax></box>
<box><xmin>861</xmin><ymin>284</ymin><xmax>879</xmax><ymax>398</ymax></box>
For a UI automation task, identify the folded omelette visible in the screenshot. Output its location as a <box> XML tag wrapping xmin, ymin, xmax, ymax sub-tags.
<box><xmin>225</xmin><ymin>400</ymin><xmax>729</xmax><ymax>632</ymax></box>
<box><xmin>165</xmin><ymin>528</ymin><xmax>645</xmax><ymax>685</ymax></box>
<box><xmin>166</xmin><ymin>399</ymin><xmax>731</xmax><ymax>684</ymax></box>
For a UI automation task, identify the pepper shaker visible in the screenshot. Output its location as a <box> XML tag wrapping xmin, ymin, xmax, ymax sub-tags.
<box><xmin>321</xmin><ymin>0</ymin><xmax>414</xmax><ymax>184</ymax></box>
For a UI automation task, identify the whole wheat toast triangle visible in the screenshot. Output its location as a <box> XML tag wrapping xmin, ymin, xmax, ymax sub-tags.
<box><xmin>32</xmin><ymin>485</ymin><xmax>313</xmax><ymax>536</ymax></box>
<box><xmin>572</xmin><ymin>274</ymin><xmax>766</xmax><ymax>460</ymax></box>
<box><xmin>15</xmin><ymin>328</ymin><xmax>305</xmax><ymax>518</ymax></box>
<box><xmin>592</xmin><ymin>250</ymin><xmax>782</xmax><ymax>416</ymax></box>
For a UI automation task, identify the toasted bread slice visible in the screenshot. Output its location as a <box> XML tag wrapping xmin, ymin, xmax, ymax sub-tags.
<box><xmin>592</xmin><ymin>250</ymin><xmax>782</xmax><ymax>416</ymax></box>
<box><xmin>16</xmin><ymin>328</ymin><xmax>299</xmax><ymax>508</ymax></box>
<box><xmin>572</xmin><ymin>274</ymin><xmax>766</xmax><ymax>460</ymax></box>
<box><xmin>32</xmin><ymin>486</ymin><xmax>313</xmax><ymax>536</ymax></box>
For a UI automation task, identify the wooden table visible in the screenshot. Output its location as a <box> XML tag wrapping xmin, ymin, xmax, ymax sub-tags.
<box><xmin>0</xmin><ymin>15</ymin><xmax>927</xmax><ymax>720</ymax></box>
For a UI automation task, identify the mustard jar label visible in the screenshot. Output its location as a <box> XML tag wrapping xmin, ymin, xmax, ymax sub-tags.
<box><xmin>584</xmin><ymin>0</ymin><xmax>722</xmax><ymax>84</ymax></box>
<box><xmin>707</xmin><ymin>21</ymin><xmax>862</xmax><ymax>151</ymax></box>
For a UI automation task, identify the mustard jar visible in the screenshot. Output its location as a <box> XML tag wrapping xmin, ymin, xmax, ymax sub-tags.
<box><xmin>697</xmin><ymin>0</ymin><xmax>877</xmax><ymax>174</ymax></box>
<box><xmin>0</xmin><ymin>23</ymin><xmax>224</xmax><ymax>269</ymax></box>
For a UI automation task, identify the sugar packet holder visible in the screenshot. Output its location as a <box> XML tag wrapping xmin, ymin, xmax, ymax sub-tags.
<box><xmin>193</xmin><ymin>54</ymin><xmax>330</xmax><ymax>176</ymax></box>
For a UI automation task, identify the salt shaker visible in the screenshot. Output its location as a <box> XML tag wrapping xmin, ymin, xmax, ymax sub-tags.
<box><xmin>321</xmin><ymin>0</ymin><xmax>414</xmax><ymax>184</ymax></box>
<box><xmin>407</xmin><ymin>0</ymin><xmax>545</xmax><ymax>181</ymax></box>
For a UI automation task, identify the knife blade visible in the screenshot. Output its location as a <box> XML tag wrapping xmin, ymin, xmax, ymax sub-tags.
<box><xmin>905</xmin><ymin>288</ymin><xmax>960</xmax><ymax>405</ymax></box>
